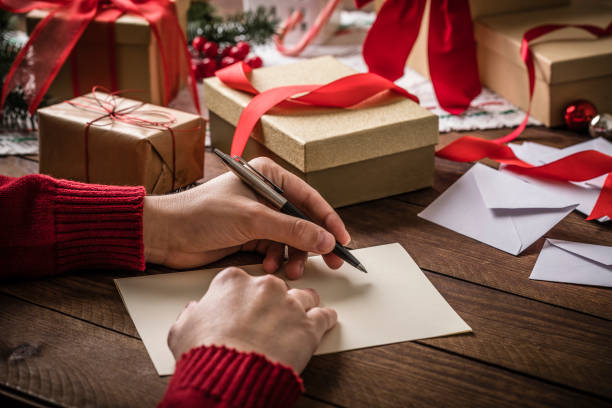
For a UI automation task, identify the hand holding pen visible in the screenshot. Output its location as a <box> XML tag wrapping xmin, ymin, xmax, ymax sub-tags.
<box><xmin>214</xmin><ymin>149</ymin><xmax>368</xmax><ymax>274</ymax></box>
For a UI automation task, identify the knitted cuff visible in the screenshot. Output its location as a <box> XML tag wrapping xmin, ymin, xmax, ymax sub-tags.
<box><xmin>167</xmin><ymin>345</ymin><xmax>304</xmax><ymax>408</ymax></box>
<box><xmin>51</xmin><ymin>178</ymin><xmax>146</xmax><ymax>273</ymax></box>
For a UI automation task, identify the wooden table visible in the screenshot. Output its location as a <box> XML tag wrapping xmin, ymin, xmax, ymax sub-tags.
<box><xmin>1</xmin><ymin>127</ymin><xmax>611</xmax><ymax>408</ymax></box>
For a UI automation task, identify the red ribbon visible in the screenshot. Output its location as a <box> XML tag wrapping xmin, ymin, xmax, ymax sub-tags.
<box><xmin>215</xmin><ymin>62</ymin><xmax>419</xmax><ymax>157</ymax></box>
<box><xmin>357</xmin><ymin>0</ymin><xmax>481</xmax><ymax>115</ymax></box>
<box><xmin>67</xmin><ymin>87</ymin><xmax>192</xmax><ymax>191</ymax></box>
<box><xmin>0</xmin><ymin>0</ymin><xmax>200</xmax><ymax>115</ymax></box>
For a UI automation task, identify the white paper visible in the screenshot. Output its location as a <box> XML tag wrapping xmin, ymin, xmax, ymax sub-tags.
<box><xmin>418</xmin><ymin>163</ymin><xmax>577</xmax><ymax>255</ymax></box>
<box><xmin>530</xmin><ymin>239</ymin><xmax>612</xmax><ymax>287</ymax></box>
<box><xmin>115</xmin><ymin>243</ymin><xmax>471</xmax><ymax>376</ymax></box>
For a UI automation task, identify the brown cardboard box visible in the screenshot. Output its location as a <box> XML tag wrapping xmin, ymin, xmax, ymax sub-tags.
<box><xmin>475</xmin><ymin>4</ymin><xmax>612</xmax><ymax>126</ymax></box>
<box><xmin>38</xmin><ymin>92</ymin><xmax>204</xmax><ymax>194</ymax></box>
<box><xmin>26</xmin><ymin>0</ymin><xmax>190</xmax><ymax>106</ymax></box>
<box><xmin>203</xmin><ymin>56</ymin><xmax>438</xmax><ymax>208</ymax></box>
<box><xmin>398</xmin><ymin>0</ymin><xmax>570</xmax><ymax>79</ymax></box>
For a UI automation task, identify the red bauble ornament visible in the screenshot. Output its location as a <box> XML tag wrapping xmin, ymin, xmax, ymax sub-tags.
<box><xmin>202</xmin><ymin>41</ymin><xmax>219</xmax><ymax>58</ymax></box>
<box><xmin>192</xmin><ymin>36</ymin><xmax>206</xmax><ymax>53</ymax></box>
<box><xmin>221</xmin><ymin>56</ymin><xmax>237</xmax><ymax>68</ymax></box>
<box><xmin>245</xmin><ymin>55</ymin><xmax>263</xmax><ymax>69</ymax></box>
<box><xmin>229</xmin><ymin>46</ymin><xmax>247</xmax><ymax>61</ymax></box>
<box><xmin>564</xmin><ymin>100</ymin><xmax>597</xmax><ymax>132</ymax></box>
<box><xmin>198</xmin><ymin>57</ymin><xmax>217</xmax><ymax>78</ymax></box>
<box><xmin>236</xmin><ymin>41</ymin><xmax>250</xmax><ymax>56</ymax></box>
<box><xmin>220</xmin><ymin>46</ymin><xmax>232</xmax><ymax>58</ymax></box>
<box><xmin>190</xmin><ymin>60</ymin><xmax>201</xmax><ymax>80</ymax></box>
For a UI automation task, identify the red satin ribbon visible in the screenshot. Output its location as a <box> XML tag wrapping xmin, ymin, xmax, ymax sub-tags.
<box><xmin>437</xmin><ymin>23</ymin><xmax>612</xmax><ymax>220</ymax></box>
<box><xmin>0</xmin><ymin>0</ymin><xmax>200</xmax><ymax>115</ymax></box>
<box><xmin>215</xmin><ymin>62</ymin><xmax>419</xmax><ymax>157</ymax></box>
<box><xmin>358</xmin><ymin>0</ymin><xmax>481</xmax><ymax>115</ymax></box>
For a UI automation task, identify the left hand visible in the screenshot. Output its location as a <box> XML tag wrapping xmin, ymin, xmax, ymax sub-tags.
<box><xmin>143</xmin><ymin>157</ymin><xmax>351</xmax><ymax>278</ymax></box>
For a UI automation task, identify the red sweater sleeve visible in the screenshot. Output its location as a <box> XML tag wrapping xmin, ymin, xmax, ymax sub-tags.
<box><xmin>0</xmin><ymin>174</ymin><xmax>145</xmax><ymax>277</ymax></box>
<box><xmin>159</xmin><ymin>345</ymin><xmax>303</xmax><ymax>408</ymax></box>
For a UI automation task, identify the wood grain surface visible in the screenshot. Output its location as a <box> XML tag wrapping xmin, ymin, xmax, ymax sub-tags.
<box><xmin>1</xmin><ymin>127</ymin><xmax>611</xmax><ymax>407</ymax></box>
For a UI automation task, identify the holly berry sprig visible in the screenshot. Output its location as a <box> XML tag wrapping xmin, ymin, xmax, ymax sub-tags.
<box><xmin>190</xmin><ymin>37</ymin><xmax>263</xmax><ymax>81</ymax></box>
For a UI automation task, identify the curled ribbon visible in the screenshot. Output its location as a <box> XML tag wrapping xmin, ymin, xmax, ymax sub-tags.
<box><xmin>0</xmin><ymin>0</ymin><xmax>200</xmax><ymax>115</ymax></box>
<box><xmin>67</xmin><ymin>86</ymin><xmax>186</xmax><ymax>190</ymax></box>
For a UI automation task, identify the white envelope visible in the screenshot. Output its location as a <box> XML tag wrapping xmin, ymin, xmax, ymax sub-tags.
<box><xmin>530</xmin><ymin>239</ymin><xmax>612</xmax><ymax>287</ymax></box>
<box><xmin>418</xmin><ymin>163</ymin><xmax>578</xmax><ymax>255</ymax></box>
<box><xmin>503</xmin><ymin>140</ymin><xmax>609</xmax><ymax>222</ymax></box>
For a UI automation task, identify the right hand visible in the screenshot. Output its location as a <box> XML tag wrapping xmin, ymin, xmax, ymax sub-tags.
<box><xmin>167</xmin><ymin>267</ymin><xmax>337</xmax><ymax>374</ymax></box>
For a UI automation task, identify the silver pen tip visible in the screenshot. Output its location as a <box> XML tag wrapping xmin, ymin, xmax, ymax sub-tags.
<box><xmin>356</xmin><ymin>263</ymin><xmax>368</xmax><ymax>273</ymax></box>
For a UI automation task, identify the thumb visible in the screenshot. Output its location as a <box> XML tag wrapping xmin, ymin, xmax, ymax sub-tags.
<box><xmin>251</xmin><ymin>206</ymin><xmax>336</xmax><ymax>254</ymax></box>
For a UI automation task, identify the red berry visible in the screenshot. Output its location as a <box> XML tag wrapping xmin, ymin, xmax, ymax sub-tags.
<box><xmin>198</xmin><ymin>57</ymin><xmax>217</xmax><ymax>78</ymax></box>
<box><xmin>245</xmin><ymin>55</ymin><xmax>263</xmax><ymax>69</ymax></box>
<box><xmin>191</xmin><ymin>60</ymin><xmax>202</xmax><ymax>80</ymax></box>
<box><xmin>192</xmin><ymin>36</ymin><xmax>206</xmax><ymax>53</ymax></box>
<box><xmin>230</xmin><ymin>45</ymin><xmax>251</xmax><ymax>61</ymax></box>
<box><xmin>220</xmin><ymin>46</ymin><xmax>232</xmax><ymax>58</ymax></box>
<box><xmin>236</xmin><ymin>41</ymin><xmax>250</xmax><ymax>55</ymax></box>
<box><xmin>221</xmin><ymin>56</ymin><xmax>237</xmax><ymax>68</ymax></box>
<box><xmin>202</xmin><ymin>41</ymin><xmax>218</xmax><ymax>58</ymax></box>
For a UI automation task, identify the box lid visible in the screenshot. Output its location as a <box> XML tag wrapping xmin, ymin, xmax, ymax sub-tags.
<box><xmin>203</xmin><ymin>56</ymin><xmax>438</xmax><ymax>173</ymax></box>
<box><xmin>474</xmin><ymin>4</ymin><xmax>612</xmax><ymax>84</ymax></box>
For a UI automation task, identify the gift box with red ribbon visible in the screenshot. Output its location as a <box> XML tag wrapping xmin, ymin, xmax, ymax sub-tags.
<box><xmin>26</xmin><ymin>0</ymin><xmax>190</xmax><ymax>105</ymax></box>
<box><xmin>203</xmin><ymin>56</ymin><xmax>438</xmax><ymax>208</ymax></box>
<box><xmin>37</xmin><ymin>90</ymin><xmax>204</xmax><ymax>194</ymax></box>
<box><xmin>475</xmin><ymin>3</ymin><xmax>612</xmax><ymax>127</ymax></box>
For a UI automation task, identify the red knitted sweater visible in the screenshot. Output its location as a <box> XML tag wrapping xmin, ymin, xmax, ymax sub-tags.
<box><xmin>0</xmin><ymin>174</ymin><xmax>303</xmax><ymax>407</ymax></box>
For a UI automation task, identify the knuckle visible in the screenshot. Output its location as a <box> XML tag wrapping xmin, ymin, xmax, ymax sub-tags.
<box><xmin>257</xmin><ymin>274</ymin><xmax>285</xmax><ymax>292</ymax></box>
<box><xmin>290</xmin><ymin>218</ymin><xmax>312</xmax><ymax>239</ymax></box>
<box><xmin>249</xmin><ymin>156</ymin><xmax>273</xmax><ymax>172</ymax></box>
<box><xmin>217</xmin><ymin>266</ymin><xmax>246</xmax><ymax>282</ymax></box>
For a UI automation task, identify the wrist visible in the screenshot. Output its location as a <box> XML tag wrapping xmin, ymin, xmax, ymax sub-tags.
<box><xmin>143</xmin><ymin>195</ymin><xmax>170</xmax><ymax>265</ymax></box>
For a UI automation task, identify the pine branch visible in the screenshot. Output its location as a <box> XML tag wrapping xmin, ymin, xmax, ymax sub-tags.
<box><xmin>187</xmin><ymin>3</ymin><xmax>279</xmax><ymax>46</ymax></box>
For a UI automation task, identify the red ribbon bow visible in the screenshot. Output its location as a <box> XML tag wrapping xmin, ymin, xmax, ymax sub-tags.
<box><xmin>356</xmin><ymin>0</ymin><xmax>481</xmax><ymax>115</ymax></box>
<box><xmin>0</xmin><ymin>0</ymin><xmax>200</xmax><ymax>115</ymax></box>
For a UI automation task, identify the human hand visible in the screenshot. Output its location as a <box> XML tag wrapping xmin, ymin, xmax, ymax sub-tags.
<box><xmin>167</xmin><ymin>267</ymin><xmax>337</xmax><ymax>373</ymax></box>
<box><xmin>143</xmin><ymin>157</ymin><xmax>350</xmax><ymax>279</ymax></box>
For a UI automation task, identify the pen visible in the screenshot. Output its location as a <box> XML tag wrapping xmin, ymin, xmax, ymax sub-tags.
<box><xmin>214</xmin><ymin>148</ymin><xmax>368</xmax><ymax>273</ymax></box>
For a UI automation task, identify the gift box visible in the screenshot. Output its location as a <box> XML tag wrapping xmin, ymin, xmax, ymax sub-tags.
<box><xmin>203</xmin><ymin>56</ymin><xmax>438</xmax><ymax>208</ymax></box>
<box><xmin>25</xmin><ymin>0</ymin><xmax>190</xmax><ymax>106</ymax></box>
<box><xmin>398</xmin><ymin>0</ymin><xmax>570</xmax><ymax>80</ymax></box>
<box><xmin>474</xmin><ymin>3</ymin><xmax>612</xmax><ymax>126</ymax></box>
<box><xmin>37</xmin><ymin>92</ymin><xmax>205</xmax><ymax>194</ymax></box>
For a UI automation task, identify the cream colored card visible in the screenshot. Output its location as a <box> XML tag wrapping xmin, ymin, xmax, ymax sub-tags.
<box><xmin>115</xmin><ymin>243</ymin><xmax>472</xmax><ymax>376</ymax></box>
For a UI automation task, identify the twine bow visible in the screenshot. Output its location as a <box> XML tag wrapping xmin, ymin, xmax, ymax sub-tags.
<box><xmin>67</xmin><ymin>87</ymin><xmax>179</xmax><ymax>190</ymax></box>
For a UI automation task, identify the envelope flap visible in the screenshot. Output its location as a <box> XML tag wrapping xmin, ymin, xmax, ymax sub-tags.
<box><xmin>472</xmin><ymin>163</ymin><xmax>576</xmax><ymax>209</ymax></box>
<box><xmin>548</xmin><ymin>239</ymin><xmax>612</xmax><ymax>266</ymax></box>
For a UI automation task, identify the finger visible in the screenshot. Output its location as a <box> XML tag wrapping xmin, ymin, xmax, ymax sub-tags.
<box><xmin>285</xmin><ymin>246</ymin><xmax>308</xmax><ymax>280</ymax></box>
<box><xmin>322</xmin><ymin>253</ymin><xmax>344</xmax><ymax>270</ymax></box>
<box><xmin>306</xmin><ymin>307</ymin><xmax>338</xmax><ymax>340</ymax></box>
<box><xmin>250</xmin><ymin>205</ymin><xmax>336</xmax><ymax>254</ymax></box>
<box><xmin>263</xmin><ymin>242</ymin><xmax>285</xmax><ymax>273</ymax></box>
<box><xmin>249</xmin><ymin>157</ymin><xmax>351</xmax><ymax>246</ymax></box>
<box><xmin>287</xmin><ymin>288</ymin><xmax>320</xmax><ymax>311</ymax></box>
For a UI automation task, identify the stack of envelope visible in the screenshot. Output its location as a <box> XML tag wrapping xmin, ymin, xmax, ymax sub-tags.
<box><xmin>418</xmin><ymin>163</ymin><xmax>578</xmax><ymax>256</ymax></box>
<box><xmin>530</xmin><ymin>239</ymin><xmax>612</xmax><ymax>287</ymax></box>
<box><xmin>503</xmin><ymin>137</ymin><xmax>611</xmax><ymax>222</ymax></box>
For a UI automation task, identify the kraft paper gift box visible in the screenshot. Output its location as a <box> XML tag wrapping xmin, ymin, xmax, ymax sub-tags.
<box><xmin>38</xmin><ymin>92</ymin><xmax>205</xmax><ymax>194</ymax></box>
<box><xmin>26</xmin><ymin>0</ymin><xmax>190</xmax><ymax>106</ymax></box>
<box><xmin>203</xmin><ymin>56</ymin><xmax>438</xmax><ymax>208</ymax></box>
<box><xmin>474</xmin><ymin>3</ymin><xmax>612</xmax><ymax>127</ymax></box>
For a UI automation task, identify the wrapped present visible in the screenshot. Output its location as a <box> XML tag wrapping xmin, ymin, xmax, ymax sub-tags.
<box><xmin>203</xmin><ymin>56</ymin><xmax>438</xmax><ymax>208</ymax></box>
<box><xmin>37</xmin><ymin>91</ymin><xmax>204</xmax><ymax>194</ymax></box>
<box><xmin>475</xmin><ymin>3</ymin><xmax>612</xmax><ymax>127</ymax></box>
<box><xmin>24</xmin><ymin>0</ymin><xmax>191</xmax><ymax>107</ymax></box>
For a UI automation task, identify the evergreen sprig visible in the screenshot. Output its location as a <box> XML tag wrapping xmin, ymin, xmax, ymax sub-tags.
<box><xmin>187</xmin><ymin>2</ymin><xmax>279</xmax><ymax>47</ymax></box>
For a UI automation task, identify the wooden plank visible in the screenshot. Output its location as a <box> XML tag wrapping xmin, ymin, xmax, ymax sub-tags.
<box><xmin>337</xmin><ymin>198</ymin><xmax>612</xmax><ymax>320</ymax></box>
<box><xmin>0</xmin><ymin>156</ymin><xmax>38</xmax><ymax>177</ymax></box>
<box><xmin>420</xmin><ymin>271</ymin><xmax>612</xmax><ymax>398</ymax></box>
<box><xmin>1</xmin><ymin>293</ymin><xmax>608</xmax><ymax>408</ymax></box>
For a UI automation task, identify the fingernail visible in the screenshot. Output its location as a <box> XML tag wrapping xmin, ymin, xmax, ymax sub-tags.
<box><xmin>317</xmin><ymin>231</ymin><xmax>334</xmax><ymax>253</ymax></box>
